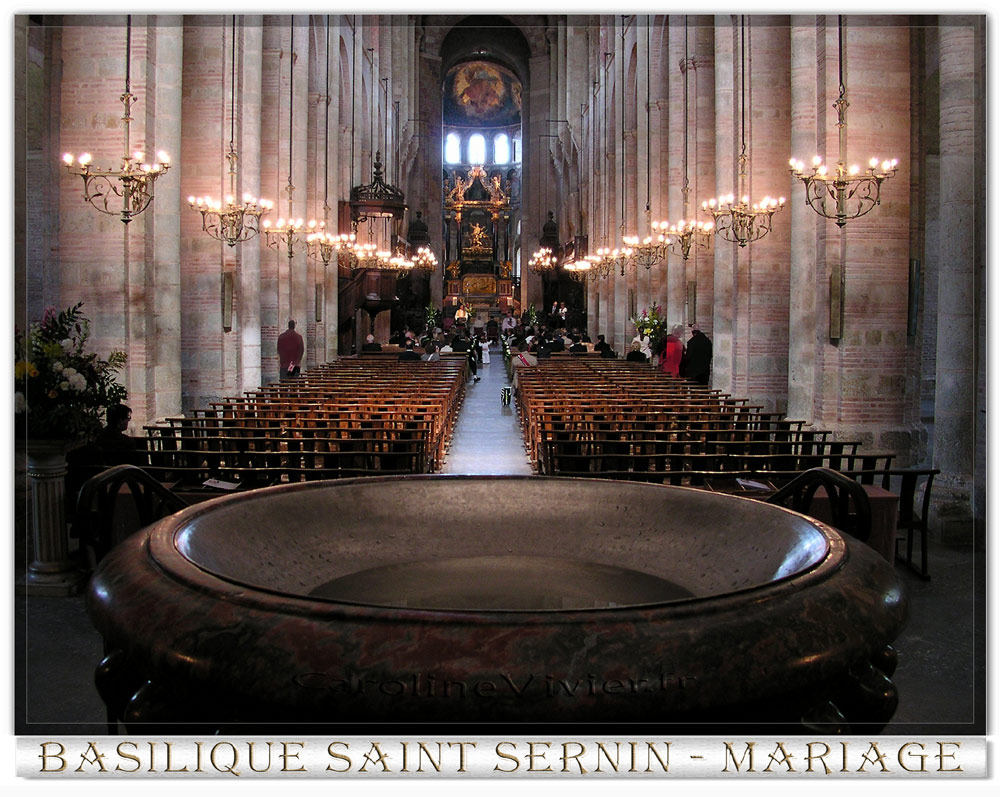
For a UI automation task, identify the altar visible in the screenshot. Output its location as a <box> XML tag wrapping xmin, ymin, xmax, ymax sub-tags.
<box><xmin>443</xmin><ymin>165</ymin><xmax>517</xmax><ymax>317</ymax></box>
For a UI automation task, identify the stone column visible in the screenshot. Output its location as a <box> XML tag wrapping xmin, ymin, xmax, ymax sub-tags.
<box><xmin>323</xmin><ymin>20</ymin><xmax>342</xmax><ymax>363</ymax></box>
<box><xmin>23</xmin><ymin>442</ymin><xmax>82</xmax><ymax>595</ymax></box>
<box><xmin>710</xmin><ymin>14</ymin><xmax>737</xmax><ymax>395</ymax></box>
<box><xmin>742</xmin><ymin>15</ymin><xmax>791</xmax><ymax>414</ymax></box>
<box><xmin>148</xmin><ymin>16</ymin><xmax>183</xmax><ymax>421</ymax></box>
<box><xmin>787</xmin><ymin>15</ymin><xmax>822</xmax><ymax>424</ymax></box>
<box><xmin>240</xmin><ymin>17</ymin><xmax>265</xmax><ymax>388</ymax></box>
<box><xmin>691</xmin><ymin>17</ymin><xmax>716</xmax><ymax>333</ymax></box>
<box><xmin>932</xmin><ymin>17</ymin><xmax>983</xmax><ymax>541</ymax></box>
<box><xmin>178</xmin><ymin>16</ymin><xmax>226</xmax><ymax>410</ymax></box>
<box><xmin>665</xmin><ymin>16</ymin><xmax>686</xmax><ymax>328</ymax></box>
<box><xmin>259</xmin><ymin>16</ymin><xmax>284</xmax><ymax>380</ymax></box>
<box><xmin>290</xmin><ymin>18</ymin><xmax>310</xmax><ymax>341</ymax></box>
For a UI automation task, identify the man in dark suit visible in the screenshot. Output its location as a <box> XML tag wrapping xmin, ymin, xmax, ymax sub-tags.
<box><xmin>361</xmin><ymin>334</ymin><xmax>382</xmax><ymax>352</ymax></box>
<box><xmin>398</xmin><ymin>340</ymin><xmax>421</xmax><ymax>361</ymax></box>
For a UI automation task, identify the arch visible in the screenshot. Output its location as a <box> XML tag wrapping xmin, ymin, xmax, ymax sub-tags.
<box><xmin>438</xmin><ymin>15</ymin><xmax>533</xmax><ymax>85</ymax></box>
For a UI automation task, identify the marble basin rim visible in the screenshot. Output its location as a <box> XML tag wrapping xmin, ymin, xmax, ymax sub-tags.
<box><xmin>87</xmin><ymin>475</ymin><xmax>907</xmax><ymax>728</ymax></box>
<box><xmin>164</xmin><ymin>474</ymin><xmax>833</xmax><ymax>614</ymax></box>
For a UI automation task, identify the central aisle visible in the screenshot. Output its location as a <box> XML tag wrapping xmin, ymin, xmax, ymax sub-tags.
<box><xmin>439</xmin><ymin>346</ymin><xmax>533</xmax><ymax>475</ymax></box>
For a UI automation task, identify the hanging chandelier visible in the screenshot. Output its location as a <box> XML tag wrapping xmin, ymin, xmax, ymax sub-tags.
<box><xmin>262</xmin><ymin>39</ymin><xmax>309</xmax><ymax>258</ymax></box>
<box><xmin>563</xmin><ymin>259</ymin><xmax>593</xmax><ymax>282</ymax></box>
<box><xmin>528</xmin><ymin>247</ymin><xmax>557</xmax><ymax>275</ymax></box>
<box><xmin>305</xmin><ymin>228</ymin><xmax>357</xmax><ymax>267</ymax></box>
<box><xmin>702</xmin><ymin>16</ymin><xmax>784</xmax><ymax>247</ymax></box>
<box><xmin>411</xmin><ymin>246</ymin><xmax>438</xmax><ymax>273</ymax></box>
<box><xmin>661</xmin><ymin>22</ymin><xmax>714</xmax><ymax>261</ymax></box>
<box><xmin>657</xmin><ymin>219</ymin><xmax>713</xmax><ymax>260</ymax></box>
<box><xmin>62</xmin><ymin>15</ymin><xmax>170</xmax><ymax>224</ymax></box>
<box><xmin>189</xmin><ymin>16</ymin><xmax>272</xmax><ymax>246</ymax></box>
<box><xmin>789</xmin><ymin>16</ymin><xmax>898</xmax><ymax>227</ymax></box>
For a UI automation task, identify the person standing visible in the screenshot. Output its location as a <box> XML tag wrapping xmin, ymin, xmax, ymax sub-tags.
<box><xmin>277</xmin><ymin>319</ymin><xmax>304</xmax><ymax>379</ymax></box>
<box><xmin>479</xmin><ymin>333</ymin><xmax>491</xmax><ymax>365</ymax></box>
<box><xmin>659</xmin><ymin>325</ymin><xmax>685</xmax><ymax>378</ymax></box>
<box><xmin>685</xmin><ymin>324</ymin><xmax>713</xmax><ymax>385</ymax></box>
<box><xmin>501</xmin><ymin>311</ymin><xmax>517</xmax><ymax>337</ymax></box>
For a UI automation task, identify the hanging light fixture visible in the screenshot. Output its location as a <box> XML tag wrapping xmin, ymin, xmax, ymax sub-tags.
<box><xmin>349</xmin><ymin>45</ymin><xmax>406</xmax><ymax>229</ymax></box>
<box><xmin>702</xmin><ymin>16</ymin><xmax>784</xmax><ymax>247</ymax></box>
<box><xmin>621</xmin><ymin>33</ymin><xmax>664</xmax><ymax>276</ymax></box>
<box><xmin>659</xmin><ymin>18</ymin><xmax>713</xmax><ymax>260</ymax></box>
<box><xmin>262</xmin><ymin>33</ymin><xmax>312</xmax><ymax>257</ymax></box>
<box><xmin>62</xmin><ymin>15</ymin><xmax>171</xmax><ymax>224</ymax></box>
<box><xmin>189</xmin><ymin>15</ymin><xmax>272</xmax><ymax>246</ymax></box>
<box><xmin>411</xmin><ymin>246</ymin><xmax>438</xmax><ymax>273</ymax></box>
<box><xmin>789</xmin><ymin>15</ymin><xmax>898</xmax><ymax>226</ymax></box>
<box><xmin>528</xmin><ymin>247</ymin><xmax>557</xmax><ymax>275</ymax></box>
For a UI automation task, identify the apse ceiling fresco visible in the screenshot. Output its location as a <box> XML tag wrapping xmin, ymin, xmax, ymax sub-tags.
<box><xmin>443</xmin><ymin>60</ymin><xmax>522</xmax><ymax>127</ymax></box>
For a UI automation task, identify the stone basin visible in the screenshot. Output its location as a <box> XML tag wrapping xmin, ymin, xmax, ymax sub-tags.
<box><xmin>87</xmin><ymin>475</ymin><xmax>907</xmax><ymax>733</ymax></box>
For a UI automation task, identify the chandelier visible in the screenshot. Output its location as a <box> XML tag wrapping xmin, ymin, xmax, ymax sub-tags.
<box><xmin>656</xmin><ymin>219</ymin><xmax>713</xmax><ymax>261</ymax></box>
<box><xmin>411</xmin><ymin>246</ymin><xmax>438</xmax><ymax>273</ymax></box>
<box><xmin>62</xmin><ymin>15</ymin><xmax>170</xmax><ymax>224</ymax></box>
<box><xmin>702</xmin><ymin>16</ymin><xmax>784</xmax><ymax>247</ymax></box>
<box><xmin>528</xmin><ymin>247</ymin><xmax>557</xmax><ymax>274</ymax></box>
<box><xmin>189</xmin><ymin>16</ymin><xmax>272</xmax><ymax>246</ymax></box>
<box><xmin>789</xmin><ymin>16</ymin><xmax>898</xmax><ymax>227</ymax></box>
<box><xmin>621</xmin><ymin>235</ymin><xmax>662</xmax><ymax>270</ymax></box>
<box><xmin>306</xmin><ymin>228</ymin><xmax>358</xmax><ymax>267</ymax></box>
<box><xmin>661</xmin><ymin>22</ymin><xmax>714</xmax><ymax>262</ymax></box>
<box><xmin>262</xmin><ymin>39</ymin><xmax>308</xmax><ymax>258</ymax></box>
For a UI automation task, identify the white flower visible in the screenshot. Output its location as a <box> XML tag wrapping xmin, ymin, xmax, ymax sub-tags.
<box><xmin>52</xmin><ymin>361</ymin><xmax>64</xmax><ymax>373</ymax></box>
<box><xmin>69</xmin><ymin>373</ymin><xmax>86</xmax><ymax>392</ymax></box>
<box><xmin>14</xmin><ymin>392</ymin><xmax>25</xmax><ymax>413</ymax></box>
<box><xmin>60</xmin><ymin>380</ymin><xmax>70</xmax><ymax>391</ymax></box>
<box><xmin>60</xmin><ymin>338</ymin><xmax>74</xmax><ymax>352</ymax></box>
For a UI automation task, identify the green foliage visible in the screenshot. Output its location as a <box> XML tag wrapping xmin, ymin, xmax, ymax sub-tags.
<box><xmin>14</xmin><ymin>303</ymin><xmax>128</xmax><ymax>439</ymax></box>
<box><xmin>631</xmin><ymin>304</ymin><xmax>670</xmax><ymax>352</ymax></box>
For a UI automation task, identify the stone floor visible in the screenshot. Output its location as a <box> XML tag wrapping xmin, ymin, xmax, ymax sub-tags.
<box><xmin>11</xmin><ymin>347</ymin><xmax>987</xmax><ymax>736</ymax></box>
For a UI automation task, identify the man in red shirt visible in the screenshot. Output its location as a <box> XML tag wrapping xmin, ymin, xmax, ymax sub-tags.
<box><xmin>277</xmin><ymin>319</ymin><xmax>304</xmax><ymax>379</ymax></box>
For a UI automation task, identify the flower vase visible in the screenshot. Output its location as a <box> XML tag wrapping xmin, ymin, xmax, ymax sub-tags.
<box><xmin>23</xmin><ymin>439</ymin><xmax>84</xmax><ymax>595</ymax></box>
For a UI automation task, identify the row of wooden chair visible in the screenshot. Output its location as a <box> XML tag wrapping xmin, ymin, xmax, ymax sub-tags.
<box><xmin>135</xmin><ymin>358</ymin><xmax>467</xmax><ymax>489</ymax></box>
<box><xmin>515</xmin><ymin>358</ymin><xmax>937</xmax><ymax>579</ymax></box>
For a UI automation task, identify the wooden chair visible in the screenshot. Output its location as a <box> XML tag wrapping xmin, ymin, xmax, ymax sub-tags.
<box><xmin>766</xmin><ymin>467</ymin><xmax>872</xmax><ymax>544</ymax></box>
<box><xmin>71</xmin><ymin>464</ymin><xmax>190</xmax><ymax>565</ymax></box>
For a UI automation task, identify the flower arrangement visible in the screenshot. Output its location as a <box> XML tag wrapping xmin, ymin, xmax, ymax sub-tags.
<box><xmin>425</xmin><ymin>303</ymin><xmax>441</xmax><ymax>333</ymax></box>
<box><xmin>630</xmin><ymin>305</ymin><xmax>669</xmax><ymax>351</ymax></box>
<box><xmin>523</xmin><ymin>304</ymin><xmax>538</xmax><ymax>328</ymax></box>
<box><xmin>14</xmin><ymin>303</ymin><xmax>127</xmax><ymax>439</ymax></box>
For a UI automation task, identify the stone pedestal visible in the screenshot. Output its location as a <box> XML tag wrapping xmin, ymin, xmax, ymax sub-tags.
<box><xmin>22</xmin><ymin>439</ymin><xmax>83</xmax><ymax>595</ymax></box>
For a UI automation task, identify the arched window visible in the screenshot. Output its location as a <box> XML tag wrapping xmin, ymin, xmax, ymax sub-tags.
<box><xmin>468</xmin><ymin>133</ymin><xmax>486</xmax><ymax>165</ymax></box>
<box><xmin>444</xmin><ymin>132</ymin><xmax>461</xmax><ymax>164</ymax></box>
<box><xmin>494</xmin><ymin>133</ymin><xmax>510</xmax><ymax>164</ymax></box>
<box><xmin>512</xmin><ymin>134</ymin><xmax>522</xmax><ymax>163</ymax></box>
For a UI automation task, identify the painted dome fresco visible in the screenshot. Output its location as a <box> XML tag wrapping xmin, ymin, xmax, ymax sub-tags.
<box><xmin>443</xmin><ymin>60</ymin><xmax>522</xmax><ymax>126</ymax></box>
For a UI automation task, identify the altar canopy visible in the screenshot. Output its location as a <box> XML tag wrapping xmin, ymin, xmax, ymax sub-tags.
<box><xmin>443</xmin><ymin>164</ymin><xmax>516</xmax><ymax>316</ymax></box>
